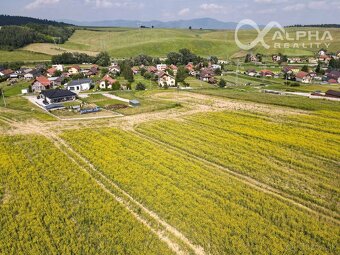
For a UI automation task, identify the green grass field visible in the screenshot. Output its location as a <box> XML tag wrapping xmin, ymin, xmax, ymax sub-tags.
<box><xmin>13</xmin><ymin>27</ymin><xmax>340</xmax><ymax>60</ymax></box>
<box><xmin>0</xmin><ymin>50</ymin><xmax>51</xmax><ymax>62</ymax></box>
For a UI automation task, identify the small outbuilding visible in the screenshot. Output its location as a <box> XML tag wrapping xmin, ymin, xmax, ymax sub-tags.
<box><xmin>129</xmin><ymin>99</ymin><xmax>140</xmax><ymax>107</ymax></box>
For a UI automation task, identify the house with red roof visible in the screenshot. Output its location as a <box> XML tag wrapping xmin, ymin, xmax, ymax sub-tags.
<box><xmin>259</xmin><ymin>70</ymin><xmax>274</xmax><ymax>77</ymax></box>
<box><xmin>32</xmin><ymin>76</ymin><xmax>51</xmax><ymax>92</ymax></box>
<box><xmin>100</xmin><ymin>75</ymin><xmax>117</xmax><ymax>89</ymax></box>
<box><xmin>68</xmin><ymin>65</ymin><xmax>81</xmax><ymax>75</ymax></box>
<box><xmin>0</xmin><ymin>69</ymin><xmax>14</xmax><ymax>78</ymax></box>
<box><xmin>295</xmin><ymin>71</ymin><xmax>312</xmax><ymax>83</ymax></box>
<box><xmin>47</xmin><ymin>67</ymin><xmax>57</xmax><ymax>77</ymax></box>
<box><xmin>147</xmin><ymin>66</ymin><xmax>158</xmax><ymax>73</ymax></box>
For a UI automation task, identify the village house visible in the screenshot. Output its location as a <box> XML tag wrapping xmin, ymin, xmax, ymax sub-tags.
<box><xmin>282</xmin><ymin>66</ymin><xmax>300</xmax><ymax>75</ymax></box>
<box><xmin>40</xmin><ymin>89</ymin><xmax>77</xmax><ymax>104</ymax></box>
<box><xmin>169</xmin><ymin>64</ymin><xmax>178</xmax><ymax>75</ymax></box>
<box><xmin>259</xmin><ymin>70</ymin><xmax>274</xmax><ymax>77</ymax></box>
<box><xmin>185</xmin><ymin>63</ymin><xmax>195</xmax><ymax>72</ymax></box>
<box><xmin>326</xmin><ymin>70</ymin><xmax>340</xmax><ymax>83</ymax></box>
<box><xmin>295</xmin><ymin>71</ymin><xmax>312</xmax><ymax>83</ymax></box>
<box><xmin>52</xmin><ymin>64</ymin><xmax>64</xmax><ymax>72</ymax></box>
<box><xmin>158</xmin><ymin>72</ymin><xmax>176</xmax><ymax>87</ymax></box>
<box><xmin>211</xmin><ymin>64</ymin><xmax>222</xmax><ymax>70</ymax></box>
<box><xmin>132</xmin><ymin>67</ymin><xmax>139</xmax><ymax>75</ymax></box>
<box><xmin>47</xmin><ymin>67</ymin><xmax>57</xmax><ymax>77</ymax></box>
<box><xmin>308</xmin><ymin>58</ymin><xmax>318</xmax><ymax>65</ymax></box>
<box><xmin>48</xmin><ymin>77</ymin><xmax>63</xmax><ymax>87</ymax></box>
<box><xmin>100</xmin><ymin>75</ymin><xmax>117</xmax><ymax>89</ymax></box>
<box><xmin>200</xmin><ymin>68</ymin><xmax>215</xmax><ymax>83</ymax></box>
<box><xmin>157</xmin><ymin>64</ymin><xmax>167</xmax><ymax>71</ymax></box>
<box><xmin>68</xmin><ymin>65</ymin><xmax>81</xmax><ymax>75</ymax></box>
<box><xmin>32</xmin><ymin>76</ymin><xmax>51</xmax><ymax>92</ymax></box>
<box><xmin>0</xmin><ymin>69</ymin><xmax>14</xmax><ymax>78</ymax></box>
<box><xmin>288</xmin><ymin>57</ymin><xmax>303</xmax><ymax>64</ymax></box>
<box><xmin>65</xmin><ymin>78</ymin><xmax>92</xmax><ymax>92</ymax></box>
<box><xmin>272</xmin><ymin>55</ymin><xmax>281</xmax><ymax>62</ymax></box>
<box><xmin>245</xmin><ymin>69</ymin><xmax>258</xmax><ymax>77</ymax></box>
<box><xmin>24</xmin><ymin>69</ymin><xmax>42</xmax><ymax>80</ymax></box>
<box><xmin>109</xmin><ymin>64</ymin><xmax>121</xmax><ymax>74</ymax></box>
<box><xmin>147</xmin><ymin>66</ymin><xmax>158</xmax><ymax>73</ymax></box>
<box><xmin>318</xmin><ymin>55</ymin><xmax>332</xmax><ymax>64</ymax></box>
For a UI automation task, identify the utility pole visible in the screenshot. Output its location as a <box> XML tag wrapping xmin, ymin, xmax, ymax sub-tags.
<box><xmin>1</xmin><ymin>88</ymin><xmax>6</xmax><ymax>107</ymax></box>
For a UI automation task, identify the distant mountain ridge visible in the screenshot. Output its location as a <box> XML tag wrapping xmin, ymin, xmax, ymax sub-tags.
<box><xmin>59</xmin><ymin>18</ymin><xmax>240</xmax><ymax>29</ymax></box>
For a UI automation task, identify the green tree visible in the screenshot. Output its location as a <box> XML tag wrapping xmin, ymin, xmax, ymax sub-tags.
<box><xmin>301</xmin><ymin>65</ymin><xmax>309</xmax><ymax>72</ymax></box>
<box><xmin>218</xmin><ymin>78</ymin><xmax>226</xmax><ymax>88</ymax></box>
<box><xmin>176</xmin><ymin>66</ymin><xmax>188</xmax><ymax>84</ymax></box>
<box><xmin>136</xmin><ymin>82</ymin><xmax>146</xmax><ymax>91</ymax></box>
<box><xmin>214</xmin><ymin>68</ymin><xmax>222</xmax><ymax>76</ymax></box>
<box><xmin>95</xmin><ymin>52</ymin><xmax>110</xmax><ymax>67</ymax></box>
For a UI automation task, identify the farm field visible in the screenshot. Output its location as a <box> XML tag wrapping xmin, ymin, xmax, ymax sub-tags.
<box><xmin>1</xmin><ymin>89</ymin><xmax>339</xmax><ymax>254</ymax></box>
<box><xmin>60</xmin><ymin>127</ymin><xmax>339</xmax><ymax>254</ymax></box>
<box><xmin>0</xmin><ymin>50</ymin><xmax>51</xmax><ymax>63</ymax></box>
<box><xmin>136</xmin><ymin>110</ymin><xmax>340</xmax><ymax>215</ymax></box>
<box><xmin>14</xmin><ymin>27</ymin><xmax>340</xmax><ymax>60</ymax></box>
<box><xmin>193</xmin><ymin>89</ymin><xmax>340</xmax><ymax>111</ymax></box>
<box><xmin>0</xmin><ymin>135</ymin><xmax>173</xmax><ymax>254</ymax></box>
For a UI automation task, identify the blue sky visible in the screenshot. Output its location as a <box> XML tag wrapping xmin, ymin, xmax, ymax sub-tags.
<box><xmin>2</xmin><ymin>0</ymin><xmax>340</xmax><ymax>25</ymax></box>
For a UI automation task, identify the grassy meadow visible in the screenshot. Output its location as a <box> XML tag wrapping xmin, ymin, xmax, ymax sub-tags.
<box><xmin>10</xmin><ymin>27</ymin><xmax>338</xmax><ymax>61</ymax></box>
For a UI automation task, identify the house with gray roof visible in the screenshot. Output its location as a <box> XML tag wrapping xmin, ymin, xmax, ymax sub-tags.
<box><xmin>65</xmin><ymin>78</ymin><xmax>93</xmax><ymax>92</ymax></box>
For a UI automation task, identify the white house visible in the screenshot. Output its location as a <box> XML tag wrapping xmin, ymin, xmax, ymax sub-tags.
<box><xmin>211</xmin><ymin>64</ymin><xmax>222</xmax><ymax>70</ymax></box>
<box><xmin>158</xmin><ymin>73</ymin><xmax>176</xmax><ymax>87</ymax></box>
<box><xmin>296</xmin><ymin>71</ymin><xmax>312</xmax><ymax>84</ymax></box>
<box><xmin>100</xmin><ymin>75</ymin><xmax>117</xmax><ymax>89</ymax></box>
<box><xmin>65</xmin><ymin>78</ymin><xmax>92</xmax><ymax>92</ymax></box>
<box><xmin>157</xmin><ymin>64</ymin><xmax>167</xmax><ymax>71</ymax></box>
<box><xmin>52</xmin><ymin>64</ymin><xmax>64</xmax><ymax>72</ymax></box>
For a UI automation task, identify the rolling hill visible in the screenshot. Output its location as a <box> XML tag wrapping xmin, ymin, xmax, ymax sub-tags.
<box><xmin>20</xmin><ymin>27</ymin><xmax>340</xmax><ymax>60</ymax></box>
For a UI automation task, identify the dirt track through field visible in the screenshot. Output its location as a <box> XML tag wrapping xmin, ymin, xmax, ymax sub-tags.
<box><xmin>50</xmin><ymin>134</ymin><xmax>205</xmax><ymax>255</ymax></box>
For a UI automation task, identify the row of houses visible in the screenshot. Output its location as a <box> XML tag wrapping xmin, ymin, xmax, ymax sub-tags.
<box><xmin>244</xmin><ymin>66</ymin><xmax>340</xmax><ymax>84</ymax></box>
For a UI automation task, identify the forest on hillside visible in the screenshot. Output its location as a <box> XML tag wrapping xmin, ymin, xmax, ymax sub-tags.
<box><xmin>0</xmin><ymin>15</ymin><xmax>75</xmax><ymax>50</ymax></box>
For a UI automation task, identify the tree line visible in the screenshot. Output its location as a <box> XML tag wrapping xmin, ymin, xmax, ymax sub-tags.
<box><xmin>51</xmin><ymin>52</ymin><xmax>110</xmax><ymax>66</ymax></box>
<box><xmin>0</xmin><ymin>24</ymin><xmax>74</xmax><ymax>50</ymax></box>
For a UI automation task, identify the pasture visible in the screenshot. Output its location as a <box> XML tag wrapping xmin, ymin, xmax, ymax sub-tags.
<box><xmin>16</xmin><ymin>27</ymin><xmax>340</xmax><ymax>60</ymax></box>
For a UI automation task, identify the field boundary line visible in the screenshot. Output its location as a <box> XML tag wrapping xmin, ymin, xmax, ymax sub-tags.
<box><xmin>49</xmin><ymin>134</ymin><xmax>205</xmax><ymax>255</ymax></box>
<box><xmin>133</xmin><ymin>129</ymin><xmax>340</xmax><ymax>224</ymax></box>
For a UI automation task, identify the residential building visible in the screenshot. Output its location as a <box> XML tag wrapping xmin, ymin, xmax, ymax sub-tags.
<box><xmin>32</xmin><ymin>76</ymin><xmax>51</xmax><ymax>92</ymax></box>
<box><xmin>52</xmin><ymin>64</ymin><xmax>64</xmax><ymax>72</ymax></box>
<box><xmin>100</xmin><ymin>75</ymin><xmax>117</xmax><ymax>89</ymax></box>
<box><xmin>0</xmin><ymin>69</ymin><xmax>14</xmax><ymax>78</ymax></box>
<box><xmin>295</xmin><ymin>71</ymin><xmax>312</xmax><ymax>83</ymax></box>
<box><xmin>40</xmin><ymin>89</ymin><xmax>77</xmax><ymax>104</ymax></box>
<box><xmin>66</xmin><ymin>78</ymin><xmax>92</xmax><ymax>92</ymax></box>
<box><xmin>68</xmin><ymin>65</ymin><xmax>81</xmax><ymax>75</ymax></box>
<box><xmin>158</xmin><ymin>72</ymin><xmax>176</xmax><ymax>87</ymax></box>
<box><xmin>157</xmin><ymin>64</ymin><xmax>167</xmax><ymax>71</ymax></box>
<box><xmin>47</xmin><ymin>67</ymin><xmax>57</xmax><ymax>77</ymax></box>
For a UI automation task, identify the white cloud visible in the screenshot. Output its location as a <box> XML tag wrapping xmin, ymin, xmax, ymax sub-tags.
<box><xmin>178</xmin><ymin>8</ymin><xmax>190</xmax><ymax>16</ymax></box>
<box><xmin>254</xmin><ymin>0</ymin><xmax>273</xmax><ymax>3</ymax></box>
<box><xmin>199</xmin><ymin>3</ymin><xmax>223</xmax><ymax>11</ymax></box>
<box><xmin>85</xmin><ymin>0</ymin><xmax>144</xmax><ymax>9</ymax></box>
<box><xmin>283</xmin><ymin>3</ymin><xmax>305</xmax><ymax>11</ymax></box>
<box><xmin>25</xmin><ymin>0</ymin><xmax>60</xmax><ymax>10</ymax></box>
<box><xmin>307</xmin><ymin>1</ymin><xmax>327</xmax><ymax>10</ymax></box>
